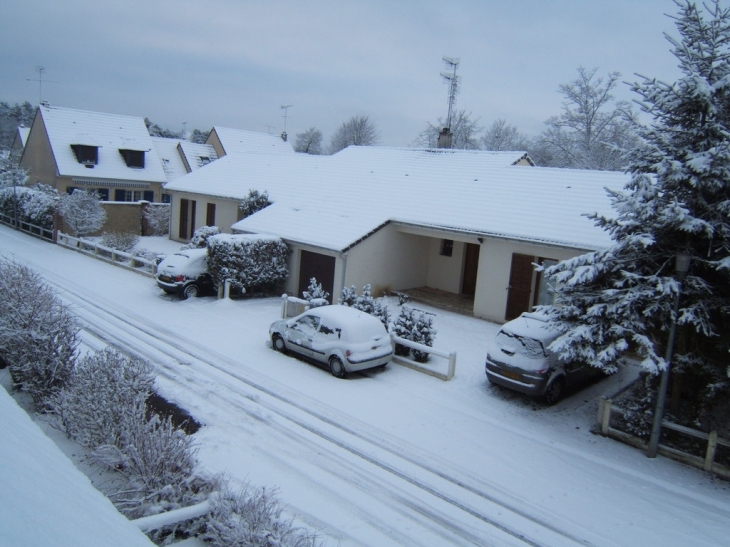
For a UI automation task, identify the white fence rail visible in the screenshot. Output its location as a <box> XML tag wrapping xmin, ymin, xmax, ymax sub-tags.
<box><xmin>56</xmin><ymin>232</ymin><xmax>158</xmax><ymax>277</ymax></box>
<box><xmin>0</xmin><ymin>212</ymin><xmax>54</xmax><ymax>240</ymax></box>
<box><xmin>279</xmin><ymin>295</ymin><xmax>457</xmax><ymax>381</ymax></box>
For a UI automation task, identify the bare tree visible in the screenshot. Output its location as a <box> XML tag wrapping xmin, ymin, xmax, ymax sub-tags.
<box><xmin>534</xmin><ymin>67</ymin><xmax>639</xmax><ymax>170</ymax></box>
<box><xmin>415</xmin><ymin>110</ymin><xmax>482</xmax><ymax>149</ymax></box>
<box><xmin>328</xmin><ymin>115</ymin><xmax>379</xmax><ymax>154</ymax></box>
<box><xmin>481</xmin><ymin>119</ymin><xmax>530</xmax><ymax>151</ymax></box>
<box><xmin>294</xmin><ymin>127</ymin><xmax>323</xmax><ymax>155</ymax></box>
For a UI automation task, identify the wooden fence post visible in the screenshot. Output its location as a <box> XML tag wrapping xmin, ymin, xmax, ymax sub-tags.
<box><xmin>704</xmin><ymin>431</ymin><xmax>718</xmax><ymax>472</ymax></box>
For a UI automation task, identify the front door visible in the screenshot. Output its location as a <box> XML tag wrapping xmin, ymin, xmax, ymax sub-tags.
<box><xmin>462</xmin><ymin>243</ymin><xmax>480</xmax><ymax>295</ymax></box>
<box><xmin>505</xmin><ymin>253</ymin><xmax>534</xmax><ymax>321</ymax></box>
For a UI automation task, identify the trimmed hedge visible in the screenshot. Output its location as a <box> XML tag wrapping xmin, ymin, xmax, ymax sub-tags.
<box><xmin>207</xmin><ymin>234</ymin><xmax>289</xmax><ymax>294</ymax></box>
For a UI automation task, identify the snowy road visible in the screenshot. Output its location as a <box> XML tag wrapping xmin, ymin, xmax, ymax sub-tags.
<box><xmin>2</xmin><ymin>225</ymin><xmax>729</xmax><ymax>546</ymax></box>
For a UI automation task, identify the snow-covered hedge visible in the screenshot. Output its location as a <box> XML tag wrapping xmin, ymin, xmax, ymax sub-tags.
<box><xmin>0</xmin><ymin>259</ymin><xmax>79</xmax><ymax>410</ymax></box>
<box><xmin>100</xmin><ymin>231</ymin><xmax>140</xmax><ymax>253</ymax></box>
<box><xmin>207</xmin><ymin>234</ymin><xmax>289</xmax><ymax>294</ymax></box>
<box><xmin>0</xmin><ymin>183</ymin><xmax>58</xmax><ymax>229</ymax></box>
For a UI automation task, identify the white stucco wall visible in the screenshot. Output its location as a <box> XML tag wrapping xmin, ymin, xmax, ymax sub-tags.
<box><xmin>342</xmin><ymin>224</ymin><xmax>430</xmax><ymax>297</ymax></box>
<box><xmin>425</xmin><ymin>238</ymin><xmax>466</xmax><ymax>293</ymax></box>
<box><xmin>168</xmin><ymin>192</ymin><xmax>240</xmax><ymax>242</ymax></box>
<box><xmin>473</xmin><ymin>238</ymin><xmax>588</xmax><ymax>323</ymax></box>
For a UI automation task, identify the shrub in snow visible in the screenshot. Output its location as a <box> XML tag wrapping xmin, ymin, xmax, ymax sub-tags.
<box><xmin>203</xmin><ymin>484</ymin><xmax>323</xmax><ymax>547</ymax></box>
<box><xmin>92</xmin><ymin>413</ymin><xmax>212</xmax><ymax>522</ymax></box>
<box><xmin>53</xmin><ymin>348</ymin><xmax>155</xmax><ymax>449</ymax></box>
<box><xmin>100</xmin><ymin>231</ymin><xmax>140</xmax><ymax>253</ymax></box>
<box><xmin>59</xmin><ymin>188</ymin><xmax>106</xmax><ymax>236</ymax></box>
<box><xmin>392</xmin><ymin>306</ymin><xmax>416</xmax><ymax>356</ymax></box>
<box><xmin>302</xmin><ymin>277</ymin><xmax>330</xmax><ymax>307</ymax></box>
<box><xmin>143</xmin><ymin>202</ymin><xmax>170</xmax><ymax>236</ymax></box>
<box><xmin>0</xmin><ymin>183</ymin><xmax>58</xmax><ymax>229</ymax></box>
<box><xmin>238</xmin><ymin>189</ymin><xmax>271</xmax><ymax>219</ymax></box>
<box><xmin>339</xmin><ymin>284</ymin><xmax>390</xmax><ymax>327</ymax></box>
<box><xmin>0</xmin><ymin>259</ymin><xmax>79</xmax><ymax>410</ymax></box>
<box><xmin>181</xmin><ymin>225</ymin><xmax>221</xmax><ymax>249</ymax></box>
<box><xmin>207</xmin><ymin>234</ymin><xmax>289</xmax><ymax>294</ymax></box>
<box><xmin>411</xmin><ymin>311</ymin><xmax>436</xmax><ymax>363</ymax></box>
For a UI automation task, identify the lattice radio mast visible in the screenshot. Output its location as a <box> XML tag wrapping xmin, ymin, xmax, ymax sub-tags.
<box><xmin>441</xmin><ymin>57</ymin><xmax>460</xmax><ymax>132</ymax></box>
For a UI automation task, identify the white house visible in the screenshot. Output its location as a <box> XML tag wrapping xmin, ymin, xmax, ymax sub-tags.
<box><xmin>163</xmin><ymin>144</ymin><xmax>624</xmax><ymax>323</ymax></box>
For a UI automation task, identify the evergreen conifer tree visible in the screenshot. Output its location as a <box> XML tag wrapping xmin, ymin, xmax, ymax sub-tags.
<box><xmin>541</xmin><ymin>0</ymin><xmax>730</xmax><ymax>424</ymax></box>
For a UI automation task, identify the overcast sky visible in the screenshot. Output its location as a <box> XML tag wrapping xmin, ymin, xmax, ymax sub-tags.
<box><xmin>2</xmin><ymin>0</ymin><xmax>691</xmax><ymax>147</ymax></box>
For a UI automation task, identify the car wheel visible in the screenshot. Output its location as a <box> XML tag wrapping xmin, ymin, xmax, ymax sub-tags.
<box><xmin>272</xmin><ymin>334</ymin><xmax>287</xmax><ymax>354</ymax></box>
<box><xmin>543</xmin><ymin>376</ymin><xmax>565</xmax><ymax>406</ymax></box>
<box><xmin>329</xmin><ymin>356</ymin><xmax>346</xmax><ymax>378</ymax></box>
<box><xmin>182</xmin><ymin>284</ymin><xmax>199</xmax><ymax>299</ymax></box>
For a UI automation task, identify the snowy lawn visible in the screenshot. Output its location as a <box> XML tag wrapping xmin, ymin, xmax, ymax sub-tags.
<box><xmin>1</xmin><ymin>225</ymin><xmax>729</xmax><ymax>547</ymax></box>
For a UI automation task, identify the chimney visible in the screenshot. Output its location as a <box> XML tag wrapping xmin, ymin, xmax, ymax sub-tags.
<box><xmin>280</xmin><ymin>131</ymin><xmax>288</xmax><ymax>142</ymax></box>
<box><xmin>437</xmin><ymin>127</ymin><xmax>452</xmax><ymax>149</ymax></box>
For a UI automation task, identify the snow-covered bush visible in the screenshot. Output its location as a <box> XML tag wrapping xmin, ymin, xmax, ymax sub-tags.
<box><xmin>92</xmin><ymin>414</ymin><xmax>212</xmax><ymax>522</ymax></box>
<box><xmin>339</xmin><ymin>284</ymin><xmax>390</xmax><ymax>327</ymax></box>
<box><xmin>203</xmin><ymin>484</ymin><xmax>323</xmax><ymax>547</ymax></box>
<box><xmin>207</xmin><ymin>234</ymin><xmax>289</xmax><ymax>294</ymax></box>
<box><xmin>143</xmin><ymin>202</ymin><xmax>170</xmax><ymax>236</ymax></box>
<box><xmin>411</xmin><ymin>311</ymin><xmax>436</xmax><ymax>363</ymax></box>
<box><xmin>0</xmin><ymin>259</ymin><xmax>79</xmax><ymax>410</ymax></box>
<box><xmin>53</xmin><ymin>348</ymin><xmax>155</xmax><ymax>449</ymax></box>
<box><xmin>238</xmin><ymin>189</ymin><xmax>271</xmax><ymax>219</ymax></box>
<box><xmin>59</xmin><ymin>188</ymin><xmax>106</xmax><ymax>236</ymax></box>
<box><xmin>181</xmin><ymin>225</ymin><xmax>221</xmax><ymax>249</ymax></box>
<box><xmin>392</xmin><ymin>306</ymin><xmax>416</xmax><ymax>356</ymax></box>
<box><xmin>0</xmin><ymin>183</ymin><xmax>58</xmax><ymax>229</ymax></box>
<box><xmin>302</xmin><ymin>277</ymin><xmax>330</xmax><ymax>307</ymax></box>
<box><xmin>392</xmin><ymin>306</ymin><xmax>437</xmax><ymax>362</ymax></box>
<box><xmin>100</xmin><ymin>231</ymin><xmax>140</xmax><ymax>253</ymax></box>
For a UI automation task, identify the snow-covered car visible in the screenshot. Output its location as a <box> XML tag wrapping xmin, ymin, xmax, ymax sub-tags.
<box><xmin>155</xmin><ymin>248</ymin><xmax>215</xmax><ymax>299</ymax></box>
<box><xmin>269</xmin><ymin>305</ymin><xmax>394</xmax><ymax>378</ymax></box>
<box><xmin>485</xmin><ymin>312</ymin><xmax>599</xmax><ymax>405</ymax></box>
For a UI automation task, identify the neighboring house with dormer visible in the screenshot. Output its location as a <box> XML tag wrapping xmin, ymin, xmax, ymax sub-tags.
<box><xmin>150</xmin><ymin>137</ymin><xmax>218</xmax><ymax>202</ymax></box>
<box><xmin>163</xmin><ymin>145</ymin><xmax>618</xmax><ymax>323</ymax></box>
<box><xmin>20</xmin><ymin>105</ymin><xmax>167</xmax><ymax>202</ymax></box>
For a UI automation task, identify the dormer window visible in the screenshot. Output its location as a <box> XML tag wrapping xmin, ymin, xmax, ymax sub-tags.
<box><xmin>119</xmin><ymin>149</ymin><xmax>145</xmax><ymax>168</ymax></box>
<box><xmin>199</xmin><ymin>156</ymin><xmax>211</xmax><ymax>166</ymax></box>
<box><xmin>71</xmin><ymin>144</ymin><xmax>98</xmax><ymax>166</ymax></box>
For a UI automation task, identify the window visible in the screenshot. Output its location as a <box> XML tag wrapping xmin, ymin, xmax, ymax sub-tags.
<box><xmin>440</xmin><ymin>239</ymin><xmax>454</xmax><ymax>257</ymax></box>
<box><xmin>534</xmin><ymin>258</ymin><xmax>558</xmax><ymax>307</ymax></box>
<box><xmin>199</xmin><ymin>156</ymin><xmax>211</xmax><ymax>166</ymax></box>
<box><xmin>70</xmin><ymin>144</ymin><xmax>98</xmax><ymax>166</ymax></box>
<box><xmin>119</xmin><ymin>149</ymin><xmax>145</xmax><ymax>168</ymax></box>
<box><xmin>113</xmin><ymin>190</ymin><xmax>146</xmax><ymax>202</ymax></box>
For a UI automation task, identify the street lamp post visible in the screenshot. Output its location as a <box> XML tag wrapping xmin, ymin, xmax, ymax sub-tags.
<box><xmin>647</xmin><ymin>252</ymin><xmax>691</xmax><ymax>458</ymax></box>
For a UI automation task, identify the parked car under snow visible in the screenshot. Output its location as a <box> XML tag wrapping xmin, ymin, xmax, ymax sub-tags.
<box><xmin>485</xmin><ymin>312</ymin><xmax>601</xmax><ymax>405</ymax></box>
<box><xmin>155</xmin><ymin>248</ymin><xmax>215</xmax><ymax>299</ymax></box>
<box><xmin>269</xmin><ymin>305</ymin><xmax>394</xmax><ymax>378</ymax></box>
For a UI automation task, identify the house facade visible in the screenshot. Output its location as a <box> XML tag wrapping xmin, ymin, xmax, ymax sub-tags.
<box><xmin>164</xmin><ymin>144</ymin><xmax>623</xmax><ymax>324</ymax></box>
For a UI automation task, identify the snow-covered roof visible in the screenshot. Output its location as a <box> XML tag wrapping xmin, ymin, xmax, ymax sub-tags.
<box><xmin>210</xmin><ymin>126</ymin><xmax>295</xmax><ymax>156</ymax></box>
<box><xmin>165</xmin><ymin>145</ymin><xmax>627</xmax><ymax>252</ymax></box>
<box><xmin>0</xmin><ymin>388</ymin><xmax>156</xmax><ymax>547</ymax></box>
<box><xmin>38</xmin><ymin>105</ymin><xmax>167</xmax><ymax>183</ymax></box>
<box><xmin>13</xmin><ymin>126</ymin><xmax>30</xmax><ymax>150</ymax></box>
<box><xmin>151</xmin><ymin>137</ymin><xmax>218</xmax><ymax>182</ymax></box>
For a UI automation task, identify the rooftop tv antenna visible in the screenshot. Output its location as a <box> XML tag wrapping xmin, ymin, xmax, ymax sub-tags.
<box><xmin>26</xmin><ymin>66</ymin><xmax>57</xmax><ymax>105</ymax></box>
<box><xmin>280</xmin><ymin>105</ymin><xmax>293</xmax><ymax>132</ymax></box>
<box><xmin>440</xmin><ymin>57</ymin><xmax>460</xmax><ymax>132</ymax></box>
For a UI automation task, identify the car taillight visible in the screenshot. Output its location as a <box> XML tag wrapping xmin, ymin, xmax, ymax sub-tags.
<box><xmin>346</xmin><ymin>349</ymin><xmax>352</xmax><ymax>357</ymax></box>
<box><xmin>174</xmin><ymin>275</ymin><xmax>185</xmax><ymax>282</ymax></box>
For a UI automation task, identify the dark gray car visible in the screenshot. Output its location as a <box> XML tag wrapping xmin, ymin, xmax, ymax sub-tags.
<box><xmin>485</xmin><ymin>312</ymin><xmax>597</xmax><ymax>405</ymax></box>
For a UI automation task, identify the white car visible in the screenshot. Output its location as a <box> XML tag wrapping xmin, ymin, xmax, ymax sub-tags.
<box><xmin>269</xmin><ymin>305</ymin><xmax>394</xmax><ymax>378</ymax></box>
<box><xmin>155</xmin><ymin>248</ymin><xmax>215</xmax><ymax>299</ymax></box>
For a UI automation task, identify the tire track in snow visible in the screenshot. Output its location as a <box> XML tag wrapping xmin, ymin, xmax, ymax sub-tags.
<box><xmin>37</xmin><ymin>266</ymin><xmax>596</xmax><ymax>547</ymax></box>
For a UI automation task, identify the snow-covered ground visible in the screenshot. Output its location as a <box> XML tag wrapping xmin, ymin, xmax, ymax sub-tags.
<box><xmin>1</xmin><ymin>225</ymin><xmax>729</xmax><ymax>546</ymax></box>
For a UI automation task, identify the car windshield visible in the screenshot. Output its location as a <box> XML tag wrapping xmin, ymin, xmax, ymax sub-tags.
<box><xmin>495</xmin><ymin>330</ymin><xmax>546</xmax><ymax>358</ymax></box>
